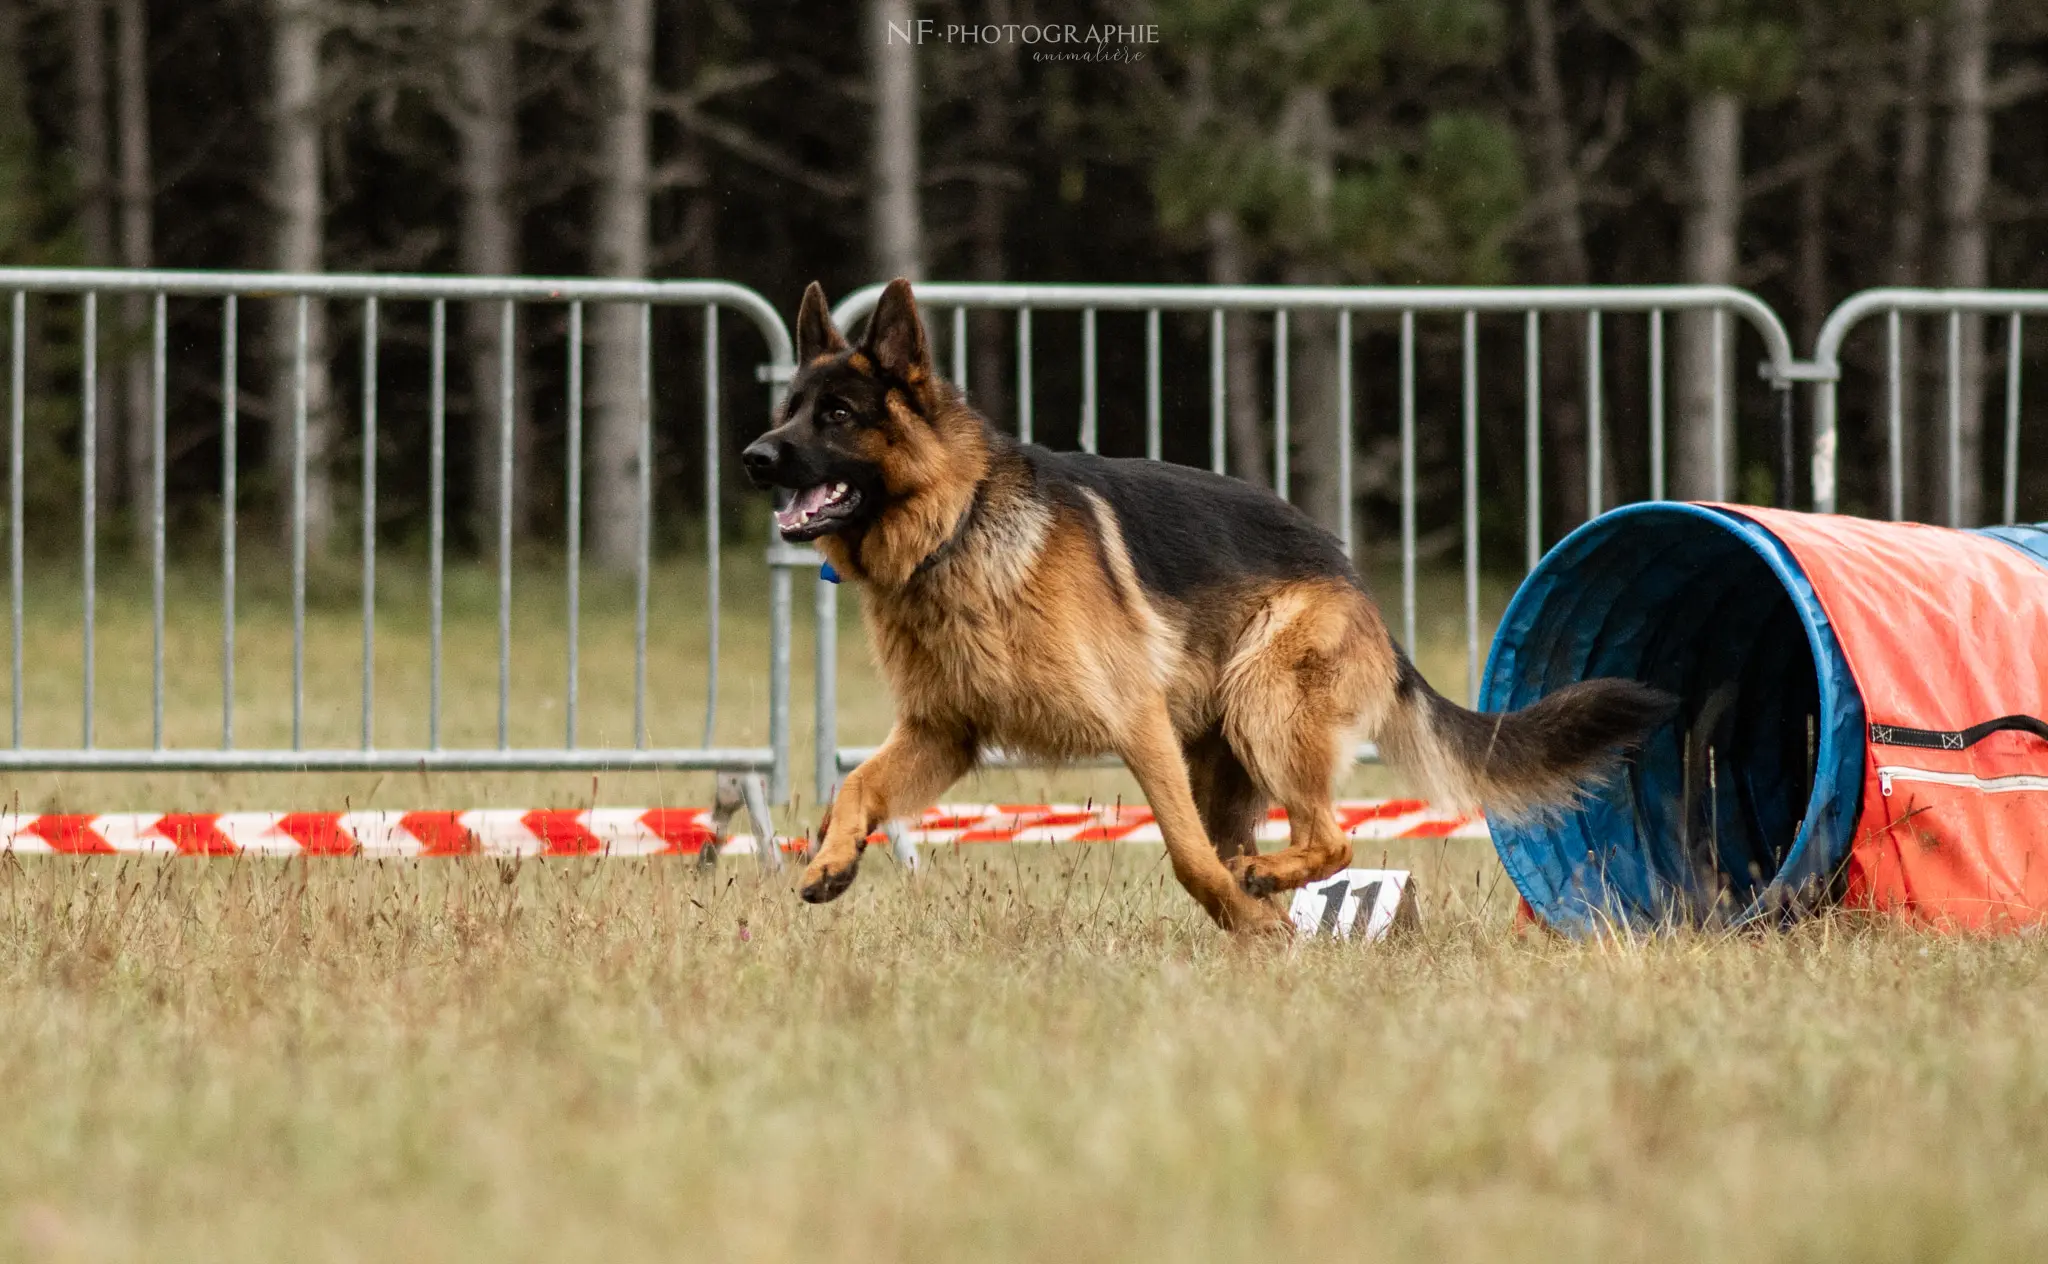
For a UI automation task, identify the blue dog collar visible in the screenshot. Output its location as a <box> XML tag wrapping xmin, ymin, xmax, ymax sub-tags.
<box><xmin>820</xmin><ymin>561</ymin><xmax>841</xmax><ymax>584</ymax></box>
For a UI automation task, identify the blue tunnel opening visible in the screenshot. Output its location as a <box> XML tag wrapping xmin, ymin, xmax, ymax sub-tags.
<box><xmin>1477</xmin><ymin>504</ymin><xmax>1868</xmax><ymax>935</ymax></box>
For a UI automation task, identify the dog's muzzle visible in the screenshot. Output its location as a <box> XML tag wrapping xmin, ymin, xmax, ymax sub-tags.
<box><xmin>742</xmin><ymin>437</ymin><xmax>786</xmax><ymax>488</ymax></box>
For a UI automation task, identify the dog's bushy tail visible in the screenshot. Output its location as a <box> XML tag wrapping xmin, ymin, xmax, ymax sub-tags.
<box><xmin>1376</xmin><ymin>654</ymin><xmax>1672</xmax><ymax>821</ymax></box>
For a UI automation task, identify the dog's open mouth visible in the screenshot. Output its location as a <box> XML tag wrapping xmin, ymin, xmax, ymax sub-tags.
<box><xmin>775</xmin><ymin>482</ymin><xmax>862</xmax><ymax>540</ymax></box>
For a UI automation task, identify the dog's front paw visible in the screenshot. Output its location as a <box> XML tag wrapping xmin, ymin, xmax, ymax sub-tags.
<box><xmin>1215</xmin><ymin>891</ymin><xmax>1292</xmax><ymax>939</ymax></box>
<box><xmin>799</xmin><ymin>852</ymin><xmax>862</xmax><ymax>904</ymax></box>
<box><xmin>1227</xmin><ymin>852</ymin><xmax>1282</xmax><ymax>898</ymax></box>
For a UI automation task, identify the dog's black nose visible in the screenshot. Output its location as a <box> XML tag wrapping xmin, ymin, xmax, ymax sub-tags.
<box><xmin>742</xmin><ymin>437</ymin><xmax>783</xmax><ymax>483</ymax></box>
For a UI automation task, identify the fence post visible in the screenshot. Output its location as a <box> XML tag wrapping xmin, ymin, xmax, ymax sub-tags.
<box><xmin>1812</xmin><ymin>379</ymin><xmax>1839</xmax><ymax>514</ymax></box>
<box><xmin>758</xmin><ymin>359</ymin><xmax>798</xmax><ymax>806</ymax></box>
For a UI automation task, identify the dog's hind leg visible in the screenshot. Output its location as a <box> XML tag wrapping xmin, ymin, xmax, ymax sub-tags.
<box><xmin>1225</xmin><ymin>723</ymin><xmax>1354</xmax><ymax>897</ymax></box>
<box><xmin>800</xmin><ymin>717</ymin><xmax>975</xmax><ymax>905</ymax></box>
<box><xmin>1120</xmin><ymin>702</ymin><xmax>1288</xmax><ymax>935</ymax></box>
<box><xmin>1184</xmin><ymin>727</ymin><xmax>1267</xmax><ymax>864</ymax></box>
<box><xmin>1219</xmin><ymin>582</ymin><xmax>1397</xmax><ymax>896</ymax></box>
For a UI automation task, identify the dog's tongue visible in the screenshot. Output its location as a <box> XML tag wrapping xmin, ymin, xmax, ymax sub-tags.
<box><xmin>775</xmin><ymin>484</ymin><xmax>835</xmax><ymax>531</ymax></box>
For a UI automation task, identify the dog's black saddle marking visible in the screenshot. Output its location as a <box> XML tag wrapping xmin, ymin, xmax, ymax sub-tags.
<box><xmin>1023</xmin><ymin>448</ymin><xmax>1355</xmax><ymax>600</ymax></box>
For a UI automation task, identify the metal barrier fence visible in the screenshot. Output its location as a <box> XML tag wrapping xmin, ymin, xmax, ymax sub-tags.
<box><xmin>4</xmin><ymin>270</ymin><xmax>2037</xmax><ymax>822</ymax></box>
<box><xmin>1809</xmin><ymin>289</ymin><xmax>2043</xmax><ymax>522</ymax></box>
<box><xmin>812</xmin><ymin>282</ymin><xmax>1800</xmax><ymax>805</ymax></box>
<box><xmin>0</xmin><ymin>269</ymin><xmax>793</xmax><ymax>848</ymax></box>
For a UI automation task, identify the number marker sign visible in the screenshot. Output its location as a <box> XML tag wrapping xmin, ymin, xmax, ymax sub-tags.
<box><xmin>1289</xmin><ymin>869</ymin><xmax>1416</xmax><ymax>941</ymax></box>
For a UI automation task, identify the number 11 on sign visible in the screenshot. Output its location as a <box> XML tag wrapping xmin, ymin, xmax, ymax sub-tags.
<box><xmin>1289</xmin><ymin>869</ymin><xmax>1412</xmax><ymax>941</ymax></box>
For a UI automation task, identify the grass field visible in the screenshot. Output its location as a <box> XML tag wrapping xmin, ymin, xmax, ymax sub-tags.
<box><xmin>2</xmin><ymin>551</ymin><xmax>2045</xmax><ymax>1261</ymax></box>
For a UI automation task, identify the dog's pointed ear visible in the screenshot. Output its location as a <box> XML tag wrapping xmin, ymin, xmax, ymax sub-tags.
<box><xmin>796</xmin><ymin>282</ymin><xmax>848</xmax><ymax>363</ymax></box>
<box><xmin>863</xmin><ymin>278</ymin><xmax>930</xmax><ymax>385</ymax></box>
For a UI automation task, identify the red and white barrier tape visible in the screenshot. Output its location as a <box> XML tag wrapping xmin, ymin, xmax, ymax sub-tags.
<box><xmin>894</xmin><ymin>799</ymin><xmax>1485</xmax><ymax>845</ymax></box>
<box><xmin>0</xmin><ymin>799</ymin><xmax>1485</xmax><ymax>857</ymax></box>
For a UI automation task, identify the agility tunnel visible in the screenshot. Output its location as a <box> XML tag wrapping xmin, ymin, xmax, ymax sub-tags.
<box><xmin>1481</xmin><ymin>504</ymin><xmax>2048</xmax><ymax>934</ymax></box>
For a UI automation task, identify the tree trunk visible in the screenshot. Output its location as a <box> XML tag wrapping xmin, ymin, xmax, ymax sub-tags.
<box><xmin>67</xmin><ymin>0</ymin><xmax>112</xmax><ymax>262</ymax></box>
<box><xmin>455</xmin><ymin>0</ymin><xmax>531</xmax><ymax>546</ymax></box>
<box><xmin>967</xmin><ymin>143</ymin><xmax>1008</xmax><ymax>422</ymax></box>
<box><xmin>868</xmin><ymin>0</ymin><xmax>922</xmax><ymax>280</ymax></box>
<box><xmin>0</xmin><ymin>0</ymin><xmax>34</xmax><ymax>255</ymax></box>
<box><xmin>1939</xmin><ymin>0</ymin><xmax>1989</xmax><ymax>527</ymax></box>
<box><xmin>1793</xmin><ymin>9</ymin><xmax>1829</xmax><ymax>348</ymax></box>
<box><xmin>0</xmin><ymin>0</ymin><xmax>26</xmax><ymax>190</ymax></box>
<box><xmin>588</xmin><ymin>0</ymin><xmax>653</xmax><ymax>570</ymax></box>
<box><xmin>663</xmin><ymin>0</ymin><xmax>718</xmax><ymax>520</ymax></box>
<box><xmin>1892</xmin><ymin>15</ymin><xmax>1932</xmax><ymax>520</ymax></box>
<box><xmin>1523</xmin><ymin>0</ymin><xmax>1590</xmax><ymax>525</ymax></box>
<box><xmin>967</xmin><ymin>0</ymin><xmax>1016</xmax><ymax>426</ymax></box>
<box><xmin>1278</xmin><ymin>86</ymin><xmax>1342</xmax><ymax>535</ymax></box>
<box><xmin>1206</xmin><ymin>210</ymin><xmax>1266</xmax><ymax>487</ymax></box>
<box><xmin>673</xmin><ymin>128</ymin><xmax>714</xmax><ymax>276</ymax></box>
<box><xmin>1284</xmin><ymin>261</ymin><xmax>1342</xmax><ymax>533</ymax></box>
<box><xmin>269</xmin><ymin>0</ymin><xmax>331</xmax><ymax>554</ymax></box>
<box><xmin>69</xmin><ymin>0</ymin><xmax>120</xmax><ymax>522</ymax></box>
<box><xmin>1675</xmin><ymin>91</ymin><xmax>1741</xmax><ymax>502</ymax></box>
<box><xmin>115</xmin><ymin>0</ymin><xmax>153</xmax><ymax>537</ymax></box>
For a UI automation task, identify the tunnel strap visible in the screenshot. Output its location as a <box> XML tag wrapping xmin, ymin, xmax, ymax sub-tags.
<box><xmin>1869</xmin><ymin>716</ymin><xmax>2048</xmax><ymax>751</ymax></box>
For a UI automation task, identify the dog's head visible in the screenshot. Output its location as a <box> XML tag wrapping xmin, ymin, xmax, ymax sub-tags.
<box><xmin>744</xmin><ymin>278</ymin><xmax>966</xmax><ymax>543</ymax></box>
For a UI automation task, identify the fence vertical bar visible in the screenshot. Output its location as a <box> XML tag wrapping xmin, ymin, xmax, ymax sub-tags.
<box><xmin>951</xmin><ymin>305</ymin><xmax>967</xmax><ymax>390</ymax></box>
<box><xmin>429</xmin><ymin>300</ymin><xmax>445</xmax><ymax>749</ymax></box>
<box><xmin>1711</xmin><ymin>308</ymin><xmax>1727</xmax><ymax>500</ymax></box>
<box><xmin>497</xmin><ymin>300</ymin><xmax>514</xmax><ymax>750</ymax></box>
<box><xmin>565</xmin><ymin>302</ymin><xmax>582</xmax><ymax>747</ymax></box>
<box><xmin>1145</xmin><ymin>309</ymin><xmax>1162</xmax><ymax>462</ymax></box>
<box><xmin>151</xmin><ymin>292</ymin><xmax>166</xmax><ymax>748</ymax></box>
<box><xmin>1887</xmin><ymin>310</ymin><xmax>1905</xmax><ymax>521</ymax></box>
<box><xmin>1649</xmin><ymin>310</ymin><xmax>1666</xmax><ymax>501</ymax></box>
<box><xmin>1399</xmin><ymin>310</ymin><xmax>1416</xmax><ymax>653</ymax></box>
<box><xmin>1016</xmin><ymin>308</ymin><xmax>1033</xmax><ymax>443</ymax></box>
<box><xmin>1814</xmin><ymin>376</ymin><xmax>1839</xmax><ymax>515</ymax></box>
<box><xmin>1462</xmin><ymin>311</ymin><xmax>1480</xmax><ymax>704</ymax></box>
<box><xmin>360</xmin><ymin>297</ymin><xmax>377</xmax><ymax>749</ymax></box>
<box><xmin>635</xmin><ymin>303</ymin><xmax>651</xmax><ymax>749</ymax></box>
<box><xmin>1210</xmin><ymin>309</ymin><xmax>1226</xmax><ymax>474</ymax></box>
<box><xmin>81</xmin><ymin>292</ymin><xmax>95</xmax><ymax>748</ymax></box>
<box><xmin>1774</xmin><ymin>383</ymin><xmax>1796</xmax><ymax>510</ymax></box>
<box><xmin>703</xmin><ymin>305</ymin><xmax>721</xmax><ymax>746</ymax></box>
<box><xmin>1525</xmin><ymin>311</ymin><xmax>1541</xmax><ymax>570</ymax></box>
<box><xmin>768</xmin><ymin>559</ymin><xmax>790</xmax><ymax>803</ymax></box>
<box><xmin>1586</xmin><ymin>310</ymin><xmax>1604</xmax><ymax>518</ymax></box>
<box><xmin>2004</xmin><ymin>313</ymin><xmax>2021</xmax><ymax>526</ymax></box>
<box><xmin>8</xmin><ymin>292</ymin><xmax>20</xmax><ymax>749</ymax></box>
<box><xmin>1337</xmin><ymin>309</ymin><xmax>1353</xmax><ymax>559</ymax></box>
<box><xmin>291</xmin><ymin>296</ymin><xmax>308</xmax><ymax>750</ymax></box>
<box><xmin>1273</xmin><ymin>310</ymin><xmax>1289</xmax><ymax>499</ymax></box>
<box><xmin>1947</xmin><ymin>309</ymin><xmax>1962</xmax><ymax>527</ymax></box>
<box><xmin>221</xmin><ymin>296</ymin><xmax>236</xmax><ymax>748</ymax></box>
<box><xmin>814</xmin><ymin>564</ymin><xmax>836</xmax><ymax>807</ymax></box>
<box><xmin>1080</xmin><ymin>307</ymin><xmax>1097</xmax><ymax>453</ymax></box>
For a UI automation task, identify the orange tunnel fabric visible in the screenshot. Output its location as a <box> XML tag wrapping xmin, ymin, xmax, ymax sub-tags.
<box><xmin>1727</xmin><ymin>509</ymin><xmax>2048</xmax><ymax>928</ymax></box>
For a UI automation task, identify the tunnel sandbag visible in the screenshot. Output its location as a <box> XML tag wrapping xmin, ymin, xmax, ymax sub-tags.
<box><xmin>1479</xmin><ymin>504</ymin><xmax>2048</xmax><ymax>935</ymax></box>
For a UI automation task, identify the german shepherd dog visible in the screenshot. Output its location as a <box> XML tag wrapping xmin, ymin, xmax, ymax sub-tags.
<box><xmin>744</xmin><ymin>280</ymin><xmax>1668</xmax><ymax>935</ymax></box>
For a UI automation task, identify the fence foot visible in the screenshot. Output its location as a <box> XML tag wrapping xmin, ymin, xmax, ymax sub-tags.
<box><xmin>710</xmin><ymin>773</ymin><xmax>783</xmax><ymax>873</ymax></box>
<box><xmin>884</xmin><ymin>819</ymin><xmax>919</xmax><ymax>872</ymax></box>
<box><xmin>741</xmin><ymin>772</ymin><xmax>783</xmax><ymax>872</ymax></box>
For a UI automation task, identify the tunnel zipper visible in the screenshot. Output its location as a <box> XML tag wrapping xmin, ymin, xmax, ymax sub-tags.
<box><xmin>1877</xmin><ymin>766</ymin><xmax>2048</xmax><ymax>798</ymax></box>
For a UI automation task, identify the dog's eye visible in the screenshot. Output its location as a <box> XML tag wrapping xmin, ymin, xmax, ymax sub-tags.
<box><xmin>821</xmin><ymin>404</ymin><xmax>853</xmax><ymax>426</ymax></box>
